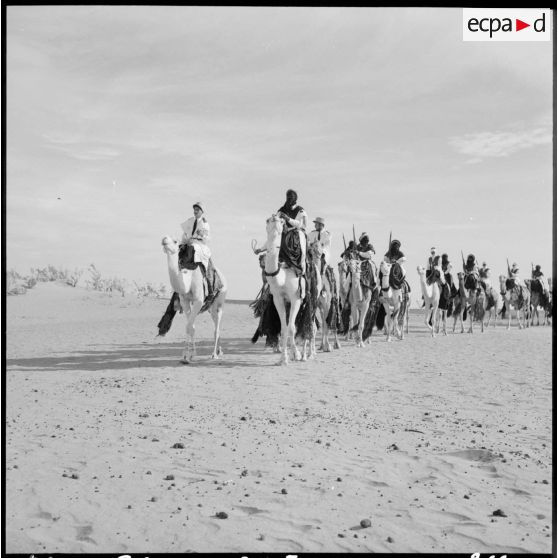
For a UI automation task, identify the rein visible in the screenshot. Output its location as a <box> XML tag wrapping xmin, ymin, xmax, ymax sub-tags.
<box><xmin>263</xmin><ymin>243</ymin><xmax>282</xmax><ymax>277</ymax></box>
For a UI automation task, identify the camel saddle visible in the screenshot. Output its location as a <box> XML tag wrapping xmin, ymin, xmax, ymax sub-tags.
<box><xmin>389</xmin><ymin>262</ymin><xmax>405</xmax><ymax>290</ymax></box>
<box><xmin>279</xmin><ymin>229</ymin><xmax>304</xmax><ymax>277</ymax></box>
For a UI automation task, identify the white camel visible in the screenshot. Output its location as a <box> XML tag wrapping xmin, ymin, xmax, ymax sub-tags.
<box><xmin>161</xmin><ymin>236</ymin><xmax>227</xmax><ymax>363</ymax></box>
<box><xmin>483</xmin><ymin>284</ymin><xmax>503</xmax><ymax>329</ymax></box>
<box><xmin>308</xmin><ymin>241</ymin><xmax>340</xmax><ymax>353</ymax></box>
<box><xmin>417</xmin><ymin>265</ymin><xmax>441</xmax><ymax>337</ymax></box>
<box><xmin>499</xmin><ymin>275</ymin><xmax>531</xmax><ymax>330</ymax></box>
<box><xmin>338</xmin><ymin>258</ymin><xmax>355</xmax><ymax>341</ymax></box>
<box><xmin>379</xmin><ymin>260</ymin><xmax>403</xmax><ymax>341</ymax></box>
<box><xmin>264</xmin><ymin>214</ymin><xmax>304</xmax><ymax>365</ymax></box>
<box><xmin>345</xmin><ymin>257</ymin><xmax>373</xmax><ymax>347</ymax></box>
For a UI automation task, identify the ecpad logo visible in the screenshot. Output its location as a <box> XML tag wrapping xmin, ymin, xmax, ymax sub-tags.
<box><xmin>463</xmin><ymin>9</ymin><xmax>551</xmax><ymax>41</ymax></box>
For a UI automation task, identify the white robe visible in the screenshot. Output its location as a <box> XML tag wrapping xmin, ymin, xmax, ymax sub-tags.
<box><xmin>180</xmin><ymin>216</ymin><xmax>211</xmax><ymax>269</ymax></box>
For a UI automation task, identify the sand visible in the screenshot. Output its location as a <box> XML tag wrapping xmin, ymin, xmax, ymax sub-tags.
<box><xmin>4</xmin><ymin>282</ymin><xmax>553</xmax><ymax>554</ymax></box>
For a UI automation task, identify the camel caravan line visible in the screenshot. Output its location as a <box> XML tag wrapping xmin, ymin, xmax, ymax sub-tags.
<box><xmin>158</xmin><ymin>215</ymin><xmax>552</xmax><ymax>366</ymax></box>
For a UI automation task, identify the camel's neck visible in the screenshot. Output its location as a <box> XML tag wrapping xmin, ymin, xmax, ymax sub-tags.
<box><xmin>419</xmin><ymin>274</ymin><xmax>431</xmax><ymax>296</ymax></box>
<box><xmin>264</xmin><ymin>234</ymin><xmax>281</xmax><ymax>275</ymax></box>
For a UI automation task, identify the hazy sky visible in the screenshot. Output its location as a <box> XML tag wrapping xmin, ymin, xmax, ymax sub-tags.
<box><xmin>6</xmin><ymin>6</ymin><xmax>554</xmax><ymax>299</ymax></box>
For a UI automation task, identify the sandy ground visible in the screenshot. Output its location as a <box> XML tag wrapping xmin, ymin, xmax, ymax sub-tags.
<box><xmin>5</xmin><ymin>282</ymin><xmax>554</xmax><ymax>554</ymax></box>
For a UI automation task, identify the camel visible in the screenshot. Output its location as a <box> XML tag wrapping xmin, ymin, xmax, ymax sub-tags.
<box><xmin>346</xmin><ymin>257</ymin><xmax>374</xmax><ymax>347</ymax></box>
<box><xmin>378</xmin><ymin>260</ymin><xmax>404</xmax><ymax>341</ymax></box>
<box><xmin>264</xmin><ymin>214</ymin><xmax>305</xmax><ymax>365</ymax></box>
<box><xmin>308</xmin><ymin>242</ymin><xmax>341</xmax><ymax>353</ymax></box>
<box><xmin>462</xmin><ymin>271</ymin><xmax>485</xmax><ymax>334</ymax></box>
<box><xmin>526</xmin><ymin>278</ymin><xmax>551</xmax><ymax>326</ymax></box>
<box><xmin>161</xmin><ymin>236</ymin><xmax>227</xmax><ymax>363</ymax></box>
<box><xmin>399</xmin><ymin>284</ymin><xmax>411</xmax><ymax>337</ymax></box>
<box><xmin>483</xmin><ymin>284</ymin><xmax>503</xmax><ymax>328</ymax></box>
<box><xmin>338</xmin><ymin>258</ymin><xmax>355</xmax><ymax>341</ymax></box>
<box><xmin>451</xmin><ymin>272</ymin><xmax>469</xmax><ymax>333</ymax></box>
<box><xmin>417</xmin><ymin>266</ymin><xmax>441</xmax><ymax>337</ymax></box>
<box><xmin>498</xmin><ymin>275</ymin><xmax>531</xmax><ymax>330</ymax></box>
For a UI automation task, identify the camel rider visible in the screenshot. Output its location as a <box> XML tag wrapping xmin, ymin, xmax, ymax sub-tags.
<box><xmin>384</xmin><ymin>239</ymin><xmax>406</xmax><ymax>266</ymax></box>
<box><xmin>509</xmin><ymin>262</ymin><xmax>520</xmax><ymax>287</ymax></box>
<box><xmin>307</xmin><ymin>217</ymin><xmax>331</xmax><ymax>275</ymax></box>
<box><xmin>479</xmin><ymin>261</ymin><xmax>491</xmax><ymax>291</ymax></box>
<box><xmin>532</xmin><ymin>265</ymin><xmax>549</xmax><ymax>295</ymax></box>
<box><xmin>277</xmin><ymin>189</ymin><xmax>308</xmax><ymax>277</ymax></box>
<box><xmin>179</xmin><ymin>202</ymin><xmax>213</xmax><ymax>297</ymax></box>
<box><xmin>441</xmin><ymin>253</ymin><xmax>457</xmax><ymax>296</ymax></box>
<box><xmin>355</xmin><ymin>233</ymin><xmax>376</xmax><ymax>289</ymax></box>
<box><xmin>383</xmin><ymin>239</ymin><xmax>408</xmax><ymax>291</ymax></box>
<box><xmin>464</xmin><ymin>254</ymin><xmax>480</xmax><ymax>276</ymax></box>
<box><xmin>426</xmin><ymin>246</ymin><xmax>437</xmax><ymax>281</ymax></box>
<box><xmin>340</xmin><ymin>240</ymin><xmax>357</xmax><ymax>260</ymax></box>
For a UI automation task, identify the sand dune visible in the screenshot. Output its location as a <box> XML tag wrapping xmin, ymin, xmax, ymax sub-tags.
<box><xmin>5</xmin><ymin>283</ymin><xmax>553</xmax><ymax>553</ymax></box>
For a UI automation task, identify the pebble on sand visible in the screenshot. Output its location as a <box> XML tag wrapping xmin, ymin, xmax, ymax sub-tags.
<box><xmin>172</xmin><ymin>443</ymin><xmax>185</xmax><ymax>449</ymax></box>
<box><xmin>165</xmin><ymin>474</ymin><xmax>175</xmax><ymax>481</ymax></box>
<box><xmin>492</xmin><ymin>509</ymin><xmax>507</xmax><ymax>517</ymax></box>
<box><xmin>281</xmin><ymin>488</ymin><xmax>288</xmax><ymax>494</ymax></box>
<box><xmin>360</xmin><ymin>519</ymin><xmax>372</xmax><ymax>528</ymax></box>
<box><xmin>215</xmin><ymin>511</ymin><xmax>228</xmax><ymax>519</ymax></box>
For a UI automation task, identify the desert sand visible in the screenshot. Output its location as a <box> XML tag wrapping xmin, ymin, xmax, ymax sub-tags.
<box><xmin>5</xmin><ymin>282</ymin><xmax>553</xmax><ymax>554</ymax></box>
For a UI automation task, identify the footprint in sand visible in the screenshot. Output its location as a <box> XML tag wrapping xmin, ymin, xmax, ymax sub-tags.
<box><xmin>444</xmin><ymin>449</ymin><xmax>499</xmax><ymax>463</ymax></box>
<box><xmin>75</xmin><ymin>524</ymin><xmax>96</xmax><ymax>545</ymax></box>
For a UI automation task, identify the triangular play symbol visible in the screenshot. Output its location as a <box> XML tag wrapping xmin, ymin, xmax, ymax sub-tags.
<box><xmin>516</xmin><ymin>19</ymin><xmax>530</xmax><ymax>31</ymax></box>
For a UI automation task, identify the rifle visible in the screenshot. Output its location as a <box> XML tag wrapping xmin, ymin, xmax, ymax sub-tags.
<box><xmin>343</xmin><ymin>234</ymin><xmax>347</xmax><ymax>253</ymax></box>
<box><xmin>352</xmin><ymin>225</ymin><xmax>357</xmax><ymax>257</ymax></box>
<box><xmin>507</xmin><ymin>258</ymin><xmax>511</xmax><ymax>278</ymax></box>
<box><xmin>461</xmin><ymin>251</ymin><xmax>466</xmax><ymax>272</ymax></box>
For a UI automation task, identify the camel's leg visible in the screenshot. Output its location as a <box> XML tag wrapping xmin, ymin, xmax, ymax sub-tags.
<box><xmin>424</xmin><ymin>307</ymin><xmax>433</xmax><ymax>336</ymax></box>
<box><xmin>288</xmin><ymin>299</ymin><xmax>302</xmax><ymax>361</ymax></box>
<box><xmin>431</xmin><ymin>306</ymin><xmax>438</xmax><ymax>338</ymax></box>
<box><xmin>485</xmin><ymin>309</ymin><xmax>492</xmax><ymax>329</ymax></box>
<box><xmin>516</xmin><ymin>306</ymin><xmax>523</xmax><ymax>329</ymax></box>
<box><xmin>321</xmin><ymin>307</ymin><xmax>332</xmax><ymax>352</ymax></box>
<box><xmin>301</xmin><ymin>339</ymin><xmax>309</xmax><ymax>362</ymax></box>
<box><xmin>385</xmin><ymin>304</ymin><xmax>394</xmax><ymax>342</ymax></box>
<box><xmin>310</xmin><ymin>320</ymin><xmax>318</xmax><ymax>359</ymax></box>
<box><xmin>181</xmin><ymin>299</ymin><xmax>203</xmax><ymax>364</ymax></box>
<box><xmin>209</xmin><ymin>301</ymin><xmax>224</xmax><ymax>359</ymax></box>
<box><xmin>273</xmin><ymin>297</ymin><xmax>290</xmax><ymax>365</ymax></box>
<box><xmin>393</xmin><ymin>306</ymin><xmax>402</xmax><ymax>340</ymax></box>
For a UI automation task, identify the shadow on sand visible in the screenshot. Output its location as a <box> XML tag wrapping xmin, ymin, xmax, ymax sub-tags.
<box><xmin>6</xmin><ymin>337</ymin><xmax>282</xmax><ymax>372</ymax></box>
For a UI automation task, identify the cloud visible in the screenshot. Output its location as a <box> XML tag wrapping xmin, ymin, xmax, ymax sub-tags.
<box><xmin>449</xmin><ymin>126</ymin><xmax>551</xmax><ymax>161</ymax></box>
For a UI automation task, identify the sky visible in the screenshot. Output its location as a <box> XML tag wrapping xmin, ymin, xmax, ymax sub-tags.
<box><xmin>5</xmin><ymin>6</ymin><xmax>555</xmax><ymax>300</ymax></box>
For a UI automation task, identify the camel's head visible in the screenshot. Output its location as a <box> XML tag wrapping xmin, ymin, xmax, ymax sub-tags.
<box><xmin>416</xmin><ymin>265</ymin><xmax>426</xmax><ymax>276</ymax></box>
<box><xmin>308</xmin><ymin>239</ymin><xmax>323</xmax><ymax>260</ymax></box>
<box><xmin>266</xmin><ymin>214</ymin><xmax>284</xmax><ymax>238</ymax></box>
<box><xmin>430</xmin><ymin>265</ymin><xmax>446</xmax><ymax>285</ymax></box>
<box><xmin>338</xmin><ymin>259</ymin><xmax>349</xmax><ymax>275</ymax></box>
<box><xmin>161</xmin><ymin>236</ymin><xmax>179</xmax><ymax>255</ymax></box>
<box><xmin>380</xmin><ymin>260</ymin><xmax>391</xmax><ymax>274</ymax></box>
<box><xmin>348</xmin><ymin>258</ymin><xmax>361</xmax><ymax>274</ymax></box>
